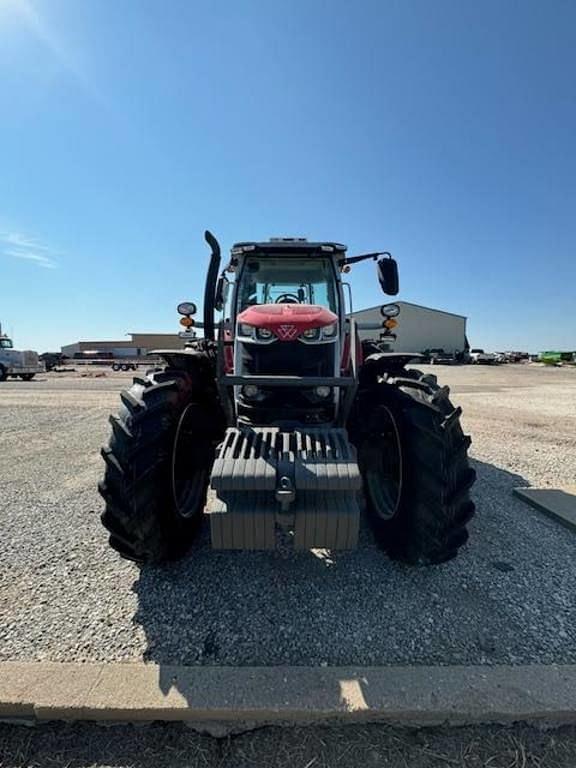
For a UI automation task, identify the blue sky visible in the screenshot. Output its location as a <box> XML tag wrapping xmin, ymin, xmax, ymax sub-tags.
<box><xmin>1</xmin><ymin>0</ymin><xmax>575</xmax><ymax>352</ymax></box>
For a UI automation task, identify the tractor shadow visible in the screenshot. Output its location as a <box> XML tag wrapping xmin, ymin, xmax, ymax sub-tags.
<box><xmin>132</xmin><ymin>458</ymin><xmax>576</xmax><ymax>700</ymax></box>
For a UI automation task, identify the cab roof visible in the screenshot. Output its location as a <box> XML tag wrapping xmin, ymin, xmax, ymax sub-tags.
<box><xmin>231</xmin><ymin>238</ymin><xmax>347</xmax><ymax>258</ymax></box>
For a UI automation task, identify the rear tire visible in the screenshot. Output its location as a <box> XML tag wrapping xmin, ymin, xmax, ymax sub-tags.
<box><xmin>98</xmin><ymin>368</ymin><xmax>225</xmax><ymax>563</ymax></box>
<box><xmin>0</xmin><ymin>365</ymin><xmax>6</xmax><ymax>382</ymax></box>
<box><xmin>355</xmin><ymin>370</ymin><xmax>476</xmax><ymax>564</ymax></box>
<box><xmin>20</xmin><ymin>374</ymin><xmax>35</xmax><ymax>381</ymax></box>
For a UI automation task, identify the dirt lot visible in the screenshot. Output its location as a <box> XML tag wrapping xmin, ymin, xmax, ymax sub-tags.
<box><xmin>0</xmin><ymin>364</ymin><xmax>575</xmax><ymax>668</ymax></box>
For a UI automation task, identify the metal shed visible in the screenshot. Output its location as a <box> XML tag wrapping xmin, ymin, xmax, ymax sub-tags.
<box><xmin>350</xmin><ymin>301</ymin><xmax>467</xmax><ymax>355</ymax></box>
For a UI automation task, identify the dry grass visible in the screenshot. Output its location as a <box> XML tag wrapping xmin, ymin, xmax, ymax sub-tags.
<box><xmin>1</xmin><ymin>722</ymin><xmax>576</xmax><ymax>768</ymax></box>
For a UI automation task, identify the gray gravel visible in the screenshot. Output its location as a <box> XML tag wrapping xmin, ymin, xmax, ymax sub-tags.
<box><xmin>0</xmin><ymin>365</ymin><xmax>575</xmax><ymax>666</ymax></box>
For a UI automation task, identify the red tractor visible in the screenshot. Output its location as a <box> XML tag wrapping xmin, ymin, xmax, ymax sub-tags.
<box><xmin>99</xmin><ymin>233</ymin><xmax>475</xmax><ymax>564</ymax></box>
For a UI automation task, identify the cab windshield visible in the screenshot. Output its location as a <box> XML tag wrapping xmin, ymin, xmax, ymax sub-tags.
<box><xmin>238</xmin><ymin>257</ymin><xmax>338</xmax><ymax>312</ymax></box>
<box><xmin>0</xmin><ymin>338</ymin><xmax>13</xmax><ymax>349</ymax></box>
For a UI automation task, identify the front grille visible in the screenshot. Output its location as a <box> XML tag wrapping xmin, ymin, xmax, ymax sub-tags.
<box><xmin>240</xmin><ymin>340</ymin><xmax>334</xmax><ymax>376</ymax></box>
<box><xmin>237</xmin><ymin>341</ymin><xmax>336</xmax><ymax>425</ymax></box>
<box><xmin>22</xmin><ymin>351</ymin><xmax>38</xmax><ymax>366</ymax></box>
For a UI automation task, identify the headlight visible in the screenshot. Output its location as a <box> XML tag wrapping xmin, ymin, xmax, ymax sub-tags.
<box><xmin>381</xmin><ymin>303</ymin><xmax>400</xmax><ymax>318</ymax></box>
<box><xmin>302</xmin><ymin>328</ymin><xmax>321</xmax><ymax>341</ymax></box>
<box><xmin>321</xmin><ymin>323</ymin><xmax>337</xmax><ymax>338</ymax></box>
<box><xmin>256</xmin><ymin>327</ymin><xmax>274</xmax><ymax>340</ymax></box>
<box><xmin>238</xmin><ymin>323</ymin><xmax>254</xmax><ymax>337</ymax></box>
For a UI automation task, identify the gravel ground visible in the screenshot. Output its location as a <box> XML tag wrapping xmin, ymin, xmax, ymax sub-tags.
<box><xmin>1</xmin><ymin>721</ymin><xmax>576</xmax><ymax>768</ymax></box>
<box><xmin>0</xmin><ymin>364</ymin><xmax>575</xmax><ymax>667</ymax></box>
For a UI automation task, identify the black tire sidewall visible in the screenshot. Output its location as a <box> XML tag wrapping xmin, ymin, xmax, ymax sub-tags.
<box><xmin>357</xmin><ymin>372</ymin><xmax>475</xmax><ymax>564</ymax></box>
<box><xmin>359</xmin><ymin>386</ymin><xmax>417</xmax><ymax>553</ymax></box>
<box><xmin>125</xmin><ymin>378</ymin><xmax>213</xmax><ymax>539</ymax></box>
<box><xmin>101</xmin><ymin>368</ymin><xmax>223</xmax><ymax>562</ymax></box>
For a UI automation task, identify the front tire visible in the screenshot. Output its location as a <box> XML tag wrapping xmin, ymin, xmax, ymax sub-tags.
<box><xmin>99</xmin><ymin>368</ymin><xmax>225</xmax><ymax>562</ymax></box>
<box><xmin>356</xmin><ymin>370</ymin><xmax>476</xmax><ymax>565</ymax></box>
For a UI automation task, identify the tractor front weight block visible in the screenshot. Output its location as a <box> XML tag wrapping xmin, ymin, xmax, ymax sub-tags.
<box><xmin>208</xmin><ymin>427</ymin><xmax>361</xmax><ymax>550</ymax></box>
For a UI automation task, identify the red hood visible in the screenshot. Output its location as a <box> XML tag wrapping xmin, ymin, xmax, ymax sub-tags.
<box><xmin>237</xmin><ymin>304</ymin><xmax>338</xmax><ymax>341</ymax></box>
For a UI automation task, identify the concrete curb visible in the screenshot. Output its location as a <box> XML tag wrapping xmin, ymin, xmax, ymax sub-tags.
<box><xmin>2</xmin><ymin>663</ymin><xmax>576</xmax><ymax>731</ymax></box>
<box><xmin>514</xmin><ymin>486</ymin><xmax>576</xmax><ymax>532</ymax></box>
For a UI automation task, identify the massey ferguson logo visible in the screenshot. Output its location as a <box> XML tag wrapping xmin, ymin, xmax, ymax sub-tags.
<box><xmin>276</xmin><ymin>324</ymin><xmax>299</xmax><ymax>341</ymax></box>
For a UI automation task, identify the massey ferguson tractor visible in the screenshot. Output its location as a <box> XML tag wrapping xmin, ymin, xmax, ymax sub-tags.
<box><xmin>99</xmin><ymin>233</ymin><xmax>476</xmax><ymax>565</ymax></box>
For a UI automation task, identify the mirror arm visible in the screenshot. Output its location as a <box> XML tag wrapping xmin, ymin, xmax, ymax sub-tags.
<box><xmin>343</xmin><ymin>251</ymin><xmax>391</xmax><ymax>266</ymax></box>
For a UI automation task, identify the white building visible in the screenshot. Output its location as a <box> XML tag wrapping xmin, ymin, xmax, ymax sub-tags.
<box><xmin>350</xmin><ymin>301</ymin><xmax>467</xmax><ymax>355</ymax></box>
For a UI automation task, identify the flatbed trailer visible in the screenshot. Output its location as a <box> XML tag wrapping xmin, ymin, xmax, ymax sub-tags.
<box><xmin>68</xmin><ymin>357</ymin><xmax>162</xmax><ymax>371</ymax></box>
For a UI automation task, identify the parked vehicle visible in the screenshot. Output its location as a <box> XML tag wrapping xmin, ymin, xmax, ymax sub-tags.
<box><xmin>504</xmin><ymin>351</ymin><xmax>528</xmax><ymax>363</ymax></box>
<box><xmin>420</xmin><ymin>348</ymin><xmax>462</xmax><ymax>365</ymax></box>
<box><xmin>469</xmin><ymin>348</ymin><xmax>497</xmax><ymax>364</ymax></box>
<box><xmin>539</xmin><ymin>351</ymin><xmax>576</xmax><ymax>366</ymax></box>
<box><xmin>0</xmin><ymin>326</ymin><xmax>44</xmax><ymax>382</ymax></box>
<box><xmin>39</xmin><ymin>352</ymin><xmax>69</xmax><ymax>371</ymax></box>
<box><xmin>429</xmin><ymin>348</ymin><xmax>458</xmax><ymax>365</ymax></box>
<box><xmin>99</xmin><ymin>232</ymin><xmax>476</xmax><ymax>567</ymax></box>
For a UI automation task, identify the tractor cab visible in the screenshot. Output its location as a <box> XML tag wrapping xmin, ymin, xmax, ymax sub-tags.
<box><xmin>229</xmin><ymin>240</ymin><xmax>346</xmax><ymax>425</ymax></box>
<box><xmin>173</xmin><ymin>235</ymin><xmax>402</xmax><ymax>427</ymax></box>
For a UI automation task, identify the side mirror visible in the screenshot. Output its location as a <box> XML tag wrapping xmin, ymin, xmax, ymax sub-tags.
<box><xmin>377</xmin><ymin>257</ymin><xmax>399</xmax><ymax>296</ymax></box>
<box><xmin>215</xmin><ymin>276</ymin><xmax>229</xmax><ymax>312</ymax></box>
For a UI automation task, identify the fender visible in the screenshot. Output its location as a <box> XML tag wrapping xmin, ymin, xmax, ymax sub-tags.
<box><xmin>359</xmin><ymin>352</ymin><xmax>424</xmax><ymax>386</ymax></box>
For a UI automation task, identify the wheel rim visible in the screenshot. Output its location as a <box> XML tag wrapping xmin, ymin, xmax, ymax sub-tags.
<box><xmin>171</xmin><ymin>403</ymin><xmax>210</xmax><ymax>519</ymax></box>
<box><xmin>362</xmin><ymin>406</ymin><xmax>403</xmax><ymax>521</ymax></box>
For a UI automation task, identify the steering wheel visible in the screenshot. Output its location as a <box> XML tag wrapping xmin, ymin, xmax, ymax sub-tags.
<box><xmin>275</xmin><ymin>293</ymin><xmax>300</xmax><ymax>304</ymax></box>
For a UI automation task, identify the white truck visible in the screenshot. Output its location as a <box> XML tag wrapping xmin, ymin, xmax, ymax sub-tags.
<box><xmin>0</xmin><ymin>328</ymin><xmax>45</xmax><ymax>382</ymax></box>
<box><xmin>469</xmin><ymin>348</ymin><xmax>497</xmax><ymax>365</ymax></box>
